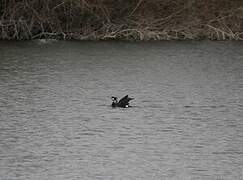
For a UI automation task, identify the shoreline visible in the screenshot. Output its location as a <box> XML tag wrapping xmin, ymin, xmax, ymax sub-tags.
<box><xmin>1</xmin><ymin>1</ymin><xmax>242</xmax><ymax>41</ymax></box>
<box><xmin>1</xmin><ymin>30</ymin><xmax>243</xmax><ymax>41</ymax></box>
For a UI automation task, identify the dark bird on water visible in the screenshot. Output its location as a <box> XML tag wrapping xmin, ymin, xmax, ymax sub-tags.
<box><xmin>111</xmin><ymin>95</ymin><xmax>134</xmax><ymax>108</ymax></box>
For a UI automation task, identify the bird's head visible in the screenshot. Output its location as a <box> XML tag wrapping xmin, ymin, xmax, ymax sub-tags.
<box><xmin>111</xmin><ymin>96</ymin><xmax>118</xmax><ymax>102</ymax></box>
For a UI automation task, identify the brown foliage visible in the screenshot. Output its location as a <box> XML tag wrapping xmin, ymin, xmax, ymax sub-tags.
<box><xmin>0</xmin><ymin>0</ymin><xmax>242</xmax><ymax>40</ymax></box>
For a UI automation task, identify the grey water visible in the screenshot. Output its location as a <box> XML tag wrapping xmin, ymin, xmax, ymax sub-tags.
<box><xmin>0</xmin><ymin>41</ymin><xmax>242</xmax><ymax>180</ymax></box>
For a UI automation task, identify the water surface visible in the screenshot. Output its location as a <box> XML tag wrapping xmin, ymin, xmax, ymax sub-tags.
<box><xmin>0</xmin><ymin>41</ymin><xmax>243</xmax><ymax>180</ymax></box>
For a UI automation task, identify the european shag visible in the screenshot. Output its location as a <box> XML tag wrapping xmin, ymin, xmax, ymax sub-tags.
<box><xmin>111</xmin><ymin>95</ymin><xmax>134</xmax><ymax>108</ymax></box>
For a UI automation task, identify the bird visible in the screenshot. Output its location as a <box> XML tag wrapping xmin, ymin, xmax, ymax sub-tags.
<box><xmin>111</xmin><ymin>95</ymin><xmax>134</xmax><ymax>108</ymax></box>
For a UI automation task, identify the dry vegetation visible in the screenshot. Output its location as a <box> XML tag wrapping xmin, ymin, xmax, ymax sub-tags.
<box><xmin>0</xmin><ymin>0</ymin><xmax>243</xmax><ymax>40</ymax></box>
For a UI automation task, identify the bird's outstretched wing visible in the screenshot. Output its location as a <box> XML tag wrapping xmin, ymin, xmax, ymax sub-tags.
<box><xmin>118</xmin><ymin>95</ymin><xmax>134</xmax><ymax>107</ymax></box>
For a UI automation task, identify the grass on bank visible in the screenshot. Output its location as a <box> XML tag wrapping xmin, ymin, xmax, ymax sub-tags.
<box><xmin>0</xmin><ymin>0</ymin><xmax>243</xmax><ymax>40</ymax></box>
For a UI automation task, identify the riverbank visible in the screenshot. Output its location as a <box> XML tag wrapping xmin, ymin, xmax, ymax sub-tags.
<box><xmin>1</xmin><ymin>0</ymin><xmax>243</xmax><ymax>40</ymax></box>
